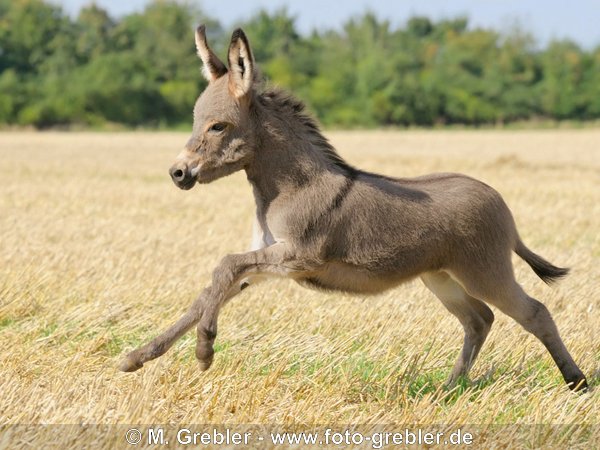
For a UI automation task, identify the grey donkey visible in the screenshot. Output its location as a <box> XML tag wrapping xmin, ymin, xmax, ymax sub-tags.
<box><xmin>119</xmin><ymin>26</ymin><xmax>588</xmax><ymax>391</ymax></box>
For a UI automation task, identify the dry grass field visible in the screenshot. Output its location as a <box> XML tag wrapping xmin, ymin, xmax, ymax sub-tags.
<box><xmin>0</xmin><ymin>130</ymin><xmax>599</xmax><ymax>448</ymax></box>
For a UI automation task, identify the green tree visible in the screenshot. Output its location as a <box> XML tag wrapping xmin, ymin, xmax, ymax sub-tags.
<box><xmin>580</xmin><ymin>47</ymin><xmax>600</xmax><ymax>118</ymax></box>
<box><xmin>75</xmin><ymin>4</ymin><xmax>115</xmax><ymax>62</ymax></box>
<box><xmin>539</xmin><ymin>40</ymin><xmax>586</xmax><ymax>119</ymax></box>
<box><xmin>0</xmin><ymin>0</ymin><xmax>68</xmax><ymax>73</ymax></box>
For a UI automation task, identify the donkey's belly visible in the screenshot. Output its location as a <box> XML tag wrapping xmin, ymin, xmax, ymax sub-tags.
<box><xmin>296</xmin><ymin>261</ymin><xmax>416</xmax><ymax>294</ymax></box>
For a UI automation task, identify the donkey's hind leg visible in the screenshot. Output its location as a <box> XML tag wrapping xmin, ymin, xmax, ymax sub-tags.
<box><xmin>450</xmin><ymin>266</ymin><xmax>588</xmax><ymax>391</ymax></box>
<box><xmin>421</xmin><ymin>271</ymin><xmax>494</xmax><ymax>386</ymax></box>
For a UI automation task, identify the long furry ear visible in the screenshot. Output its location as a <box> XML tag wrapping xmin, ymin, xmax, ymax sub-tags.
<box><xmin>195</xmin><ymin>25</ymin><xmax>227</xmax><ymax>82</ymax></box>
<box><xmin>227</xmin><ymin>28</ymin><xmax>255</xmax><ymax>99</ymax></box>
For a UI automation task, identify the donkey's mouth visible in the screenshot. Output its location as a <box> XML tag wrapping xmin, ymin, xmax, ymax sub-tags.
<box><xmin>172</xmin><ymin>176</ymin><xmax>197</xmax><ymax>190</ymax></box>
<box><xmin>179</xmin><ymin>179</ymin><xmax>197</xmax><ymax>190</ymax></box>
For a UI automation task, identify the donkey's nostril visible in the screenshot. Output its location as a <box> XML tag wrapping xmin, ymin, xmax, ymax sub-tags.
<box><xmin>172</xmin><ymin>169</ymin><xmax>185</xmax><ymax>181</ymax></box>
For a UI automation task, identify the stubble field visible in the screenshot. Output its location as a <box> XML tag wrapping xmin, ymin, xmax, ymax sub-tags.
<box><xmin>0</xmin><ymin>130</ymin><xmax>599</xmax><ymax>448</ymax></box>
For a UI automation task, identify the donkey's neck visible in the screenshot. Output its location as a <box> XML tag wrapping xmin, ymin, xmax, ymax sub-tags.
<box><xmin>244</xmin><ymin>89</ymin><xmax>354</xmax><ymax>208</ymax></box>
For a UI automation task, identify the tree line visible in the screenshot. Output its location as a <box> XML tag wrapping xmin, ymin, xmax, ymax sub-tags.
<box><xmin>1</xmin><ymin>0</ymin><xmax>599</xmax><ymax>128</ymax></box>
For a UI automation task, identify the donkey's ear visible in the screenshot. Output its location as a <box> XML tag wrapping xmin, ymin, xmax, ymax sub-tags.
<box><xmin>227</xmin><ymin>28</ymin><xmax>255</xmax><ymax>99</ymax></box>
<box><xmin>195</xmin><ymin>25</ymin><xmax>227</xmax><ymax>82</ymax></box>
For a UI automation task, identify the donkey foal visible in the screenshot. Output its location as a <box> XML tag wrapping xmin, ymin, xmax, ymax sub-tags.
<box><xmin>119</xmin><ymin>26</ymin><xmax>588</xmax><ymax>391</ymax></box>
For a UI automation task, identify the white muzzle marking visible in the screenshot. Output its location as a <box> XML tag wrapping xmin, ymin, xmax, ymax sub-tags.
<box><xmin>190</xmin><ymin>165</ymin><xmax>201</xmax><ymax>178</ymax></box>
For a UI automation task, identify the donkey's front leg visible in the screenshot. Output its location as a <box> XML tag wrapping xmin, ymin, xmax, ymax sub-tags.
<box><xmin>119</xmin><ymin>264</ymin><xmax>249</xmax><ymax>372</ymax></box>
<box><xmin>118</xmin><ymin>243</ymin><xmax>300</xmax><ymax>372</ymax></box>
<box><xmin>118</xmin><ymin>287</ymin><xmax>210</xmax><ymax>372</ymax></box>
<box><xmin>195</xmin><ymin>243</ymin><xmax>296</xmax><ymax>371</ymax></box>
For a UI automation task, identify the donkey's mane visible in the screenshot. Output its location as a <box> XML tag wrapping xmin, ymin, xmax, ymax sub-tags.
<box><xmin>257</xmin><ymin>88</ymin><xmax>357</xmax><ymax>175</ymax></box>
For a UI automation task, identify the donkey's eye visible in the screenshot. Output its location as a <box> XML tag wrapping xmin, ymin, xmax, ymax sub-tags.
<box><xmin>209</xmin><ymin>123</ymin><xmax>227</xmax><ymax>133</ymax></box>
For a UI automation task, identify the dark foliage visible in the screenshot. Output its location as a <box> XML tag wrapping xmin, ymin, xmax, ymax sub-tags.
<box><xmin>0</xmin><ymin>0</ymin><xmax>598</xmax><ymax>128</ymax></box>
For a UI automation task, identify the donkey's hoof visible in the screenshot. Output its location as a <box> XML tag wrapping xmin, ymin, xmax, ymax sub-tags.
<box><xmin>569</xmin><ymin>377</ymin><xmax>589</xmax><ymax>393</ymax></box>
<box><xmin>118</xmin><ymin>356</ymin><xmax>143</xmax><ymax>372</ymax></box>
<box><xmin>197</xmin><ymin>356</ymin><xmax>214</xmax><ymax>371</ymax></box>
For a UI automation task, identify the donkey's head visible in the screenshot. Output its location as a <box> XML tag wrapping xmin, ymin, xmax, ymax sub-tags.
<box><xmin>169</xmin><ymin>26</ymin><xmax>258</xmax><ymax>189</ymax></box>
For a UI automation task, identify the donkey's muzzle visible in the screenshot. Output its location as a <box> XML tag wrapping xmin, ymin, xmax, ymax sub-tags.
<box><xmin>169</xmin><ymin>164</ymin><xmax>196</xmax><ymax>190</ymax></box>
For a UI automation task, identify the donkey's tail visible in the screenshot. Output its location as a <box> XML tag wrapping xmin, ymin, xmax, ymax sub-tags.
<box><xmin>514</xmin><ymin>239</ymin><xmax>569</xmax><ymax>285</ymax></box>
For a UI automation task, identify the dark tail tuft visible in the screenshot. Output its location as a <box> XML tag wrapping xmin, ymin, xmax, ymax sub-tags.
<box><xmin>515</xmin><ymin>239</ymin><xmax>569</xmax><ymax>285</ymax></box>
